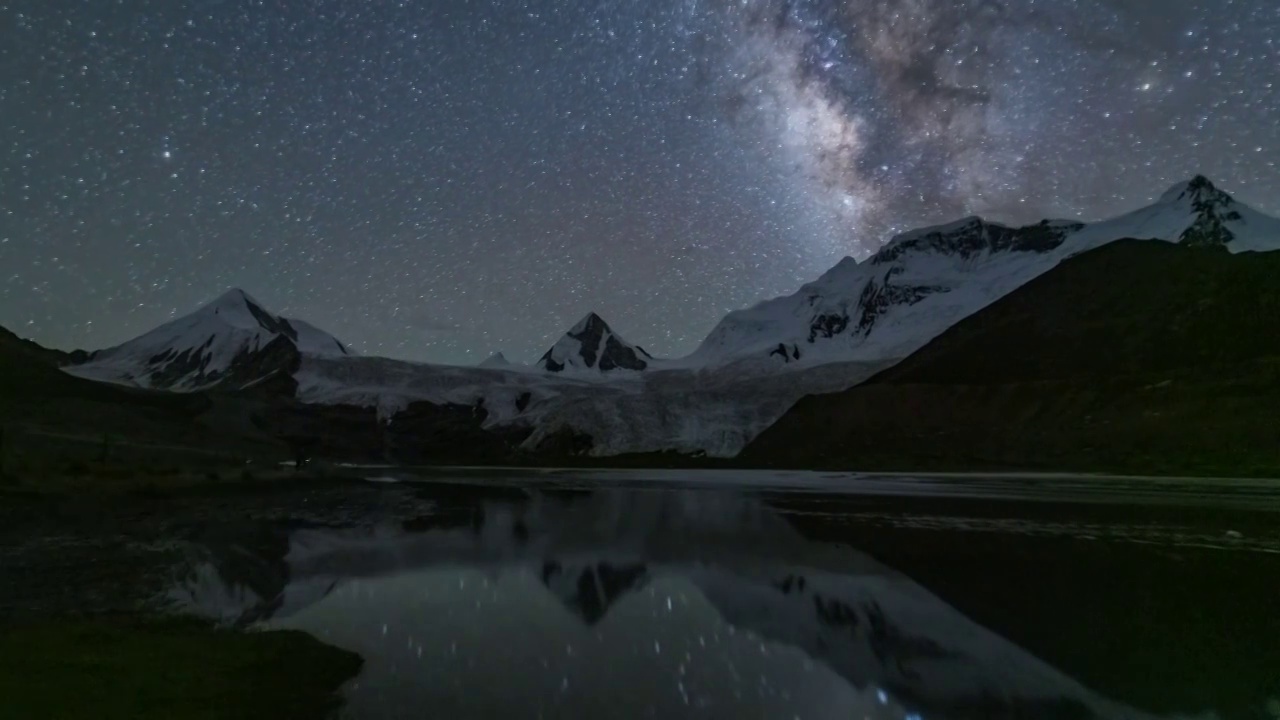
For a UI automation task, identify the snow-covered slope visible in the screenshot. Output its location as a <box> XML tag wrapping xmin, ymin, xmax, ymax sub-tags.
<box><xmin>686</xmin><ymin>176</ymin><xmax>1280</xmax><ymax>372</ymax></box>
<box><xmin>65</xmin><ymin>289</ymin><xmax>350</xmax><ymax>391</ymax></box>
<box><xmin>537</xmin><ymin>312</ymin><xmax>654</xmax><ymax>374</ymax></box>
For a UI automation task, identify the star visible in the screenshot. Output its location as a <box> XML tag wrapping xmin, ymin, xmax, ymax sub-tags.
<box><xmin>0</xmin><ymin>0</ymin><xmax>1276</xmax><ymax>364</ymax></box>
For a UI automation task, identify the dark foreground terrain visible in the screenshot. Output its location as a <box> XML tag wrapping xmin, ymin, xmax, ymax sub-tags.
<box><xmin>0</xmin><ymin>617</ymin><xmax>361</xmax><ymax>720</ymax></box>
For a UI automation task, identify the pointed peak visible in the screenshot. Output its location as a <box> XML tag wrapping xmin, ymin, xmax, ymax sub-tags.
<box><xmin>1159</xmin><ymin>175</ymin><xmax>1232</xmax><ymax>205</ymax></box>
<box><xmin>568</xmin><ymin>312</ymin><xmax>610</xmax><ymax>334</ymax></box>
<box><xmin>204</xmin><ymin>288</ymin><xmax>267</xmax><ymax>313</ymax></box>
<box><xmin>539</xmin><ymin>312</ymin><xmax>650</xmax><ymax>373</ymax></box>
<box><xmin>479</xmin><ymin>351</ymin><xmax>511</xmax><ymax>368</ymax></box>
<box><xmin>830</xmin><ymin>255</ymin><xmax>860</xmax><ymax>272</ymax></box>
<box><xmin>214</xmin><ymin>287</ymin><xmax>253</xmax><ymax>302</ymax></box>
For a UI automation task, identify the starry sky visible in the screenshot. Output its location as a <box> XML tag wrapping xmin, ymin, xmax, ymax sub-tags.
<box><xmin>2</xmin><ymin>0</ymin><xmax>1277</xmax><ymax>364</ymax></box>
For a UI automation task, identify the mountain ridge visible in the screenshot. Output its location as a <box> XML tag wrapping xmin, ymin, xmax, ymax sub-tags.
<box><xmin>740</xmin><ymin>238</ymin><xmax>1280</xmax><ymax>476</ymax></box>
<box><xmin>685</xmin><ymin>176</ymin><xmax>1279</xmax><ymax>373</ymax></box>
<box><xmin>33</xmin><ymin>175</ymin><xmax>1280</xmax><ymax>461</ymax></box>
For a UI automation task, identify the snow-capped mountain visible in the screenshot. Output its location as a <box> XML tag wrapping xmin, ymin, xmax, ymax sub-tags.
<box><xmin>537</xmin><ymin>312</ymin><xmax>654</xmax><ymax>374</ymax></box>
<box><xmin>514</xmin><ymin>177</ymin><xmax>1280</xmax><ymax>456</ymax></box>
<box><xmin>54</xmin><ymin>176</ymin><xmax>1280</xmax><ymax>458</ymax></box>
<box><xmin>687</xmin><ymin>176</ymin><xmax>1280</xmax><ymax>371</ymax></box>
<box><xmin>65</xmin><ymin>289</ymin><xmax>351</xmax><ymax>391</ymax></box>
<box><xmin>478</xmin><ymin>351</ymin><xmax>513</xmax><ymax>369</ymax></box>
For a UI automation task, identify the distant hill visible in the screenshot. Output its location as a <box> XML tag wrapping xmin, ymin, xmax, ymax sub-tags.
<box><xmin>741</xmin><ymin>241</ymin><xmax>1280</xmax><ymax>477</ymax></box>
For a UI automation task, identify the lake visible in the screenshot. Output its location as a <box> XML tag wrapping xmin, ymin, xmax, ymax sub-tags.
<box><xmin>7</xmin><ymin>469</ymin><xmax>1280</xmax><ymax>719</ymax></box>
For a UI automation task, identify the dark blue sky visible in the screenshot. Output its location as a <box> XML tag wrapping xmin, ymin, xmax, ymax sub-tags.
<box><xmin>2</xmin><ymin>0</ymin><xmax>1277</xmax><ymax>363</ymax></box>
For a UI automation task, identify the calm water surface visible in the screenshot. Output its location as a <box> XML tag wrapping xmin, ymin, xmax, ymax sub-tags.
<box><xmin>168</xmin><ymin>471</ymin><xmax>1280</xmax><ymax>720</ymax></box>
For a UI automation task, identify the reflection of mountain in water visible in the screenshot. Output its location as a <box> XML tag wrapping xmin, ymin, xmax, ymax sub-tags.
<box><xmin>169</xmin><ymin>489</ymin><xmax>1186</xmax><ymax>720</ymax></box>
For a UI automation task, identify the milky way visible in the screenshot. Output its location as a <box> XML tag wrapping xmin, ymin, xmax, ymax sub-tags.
<box><xmin>2</xmin><ymin>0</ymin><xmax>1277</xmax><ymax>364</ymax></box>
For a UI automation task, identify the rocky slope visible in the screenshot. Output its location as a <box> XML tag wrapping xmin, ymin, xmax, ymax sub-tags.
<box><xmin>741</xmin><ymin>240</ymin><xmax>1280</xmax><ymax>476</ymax></box>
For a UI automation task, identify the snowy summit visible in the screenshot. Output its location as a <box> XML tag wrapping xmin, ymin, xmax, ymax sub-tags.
<box><xmin>537</xmin><ymin>312</ymin><xmax>653</xmax><ymax>374</ymax></box>
<box><xmin>64</xmin><ymin>288</ymin><xmax>350</xmax><ymax>391</ymax></box>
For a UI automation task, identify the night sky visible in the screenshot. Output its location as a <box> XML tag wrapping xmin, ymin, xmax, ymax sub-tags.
<box><xmin>2</xmin><ymin>0</ymin><xmax>1277</xmax><ymax>364</ymax></box>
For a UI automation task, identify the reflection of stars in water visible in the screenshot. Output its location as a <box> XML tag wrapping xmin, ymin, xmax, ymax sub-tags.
<box><xmin>275</xmin><ymin>568</ymin><xmax>914</xmax><ymax>718</ymax></box>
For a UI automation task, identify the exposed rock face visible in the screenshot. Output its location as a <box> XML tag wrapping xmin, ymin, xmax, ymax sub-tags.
<box><xmin>1174</xmin><ymin>175</ymin><xmax>1242</xmax><ymax>248</ymax></box>
<box><xmin>538</xmin><ymin>312</ymin><xmax>652</xmax><ymax>373</ymax></box>
<box><xmin>870</xmin><ymin>217</ymin><xmax>1085</xmax><ymax>264</ymax></box>
<box><xmin>807</xmin><ymin>312</ymin><xmax>849</xmax><ymax>343</ymax></box>
<box><xmin>769</xmin><ymin>343</ymin><xmax>801</xmax><ymax>362</ymax></box>
<box><xmin>854</xmin><ymin>268</ymin><xmax>950</xmax><ymax>337</ymax></box>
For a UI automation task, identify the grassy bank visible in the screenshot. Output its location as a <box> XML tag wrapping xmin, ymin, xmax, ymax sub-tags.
<box><xmin>0</xmin><ymin>615</ymin><xmax>362</xmax><ymax>720</ymax></box>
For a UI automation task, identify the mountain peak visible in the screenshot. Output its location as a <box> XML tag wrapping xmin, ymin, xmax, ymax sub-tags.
<box><xmin>66</xmin><ymin>288</ymin><xmax>349</xmax><ymax>391</ymax></box>
<box><xmin>1162</xmin><ymin>174</ymin><xmax>1239</xmax><ymax>210</ymax></box>
<box><xmin>538</xmin><ymin>313</ymin><xmax>651</xmax><ymax>373</ymax></box>
<box><xmin>568</xmin><ymin>312</ymin><xmax>608</xmax><ymax>334</ymax></box>
<box><xmin>195</xmin><ymin>288</ymin><xmax>297</xmax><ymax>341</ymax></box>
<box><xmin>479</xmin><ymin>351</ymin><xmax>512</xmax><ymax>368</ymax></box>
<box><xmin>1155</xmin><ymin>176</ymin><xmax>1245</xmax><ymax>248</ymax></box>
<box><xmin>1158</xmin><ymin>175</ymin><xmax>1231</xmax><ymax>205</ymax></box>
<box><xmin>206</xmin><ymin>287</ymin><xmax>263</xmax><ymax>311</ymax></box>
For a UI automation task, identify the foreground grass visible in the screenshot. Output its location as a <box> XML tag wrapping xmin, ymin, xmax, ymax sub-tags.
<box><xmin>0</xmin><ymin>615</ymin><xmax>362</xmax><ymax>720</ymax></box>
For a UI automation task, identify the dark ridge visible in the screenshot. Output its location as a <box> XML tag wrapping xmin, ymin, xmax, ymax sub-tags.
<box><xmin>243</xmin><ymin>297</ymin><xmax>299</xmax><ymax>342</ymax></box>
